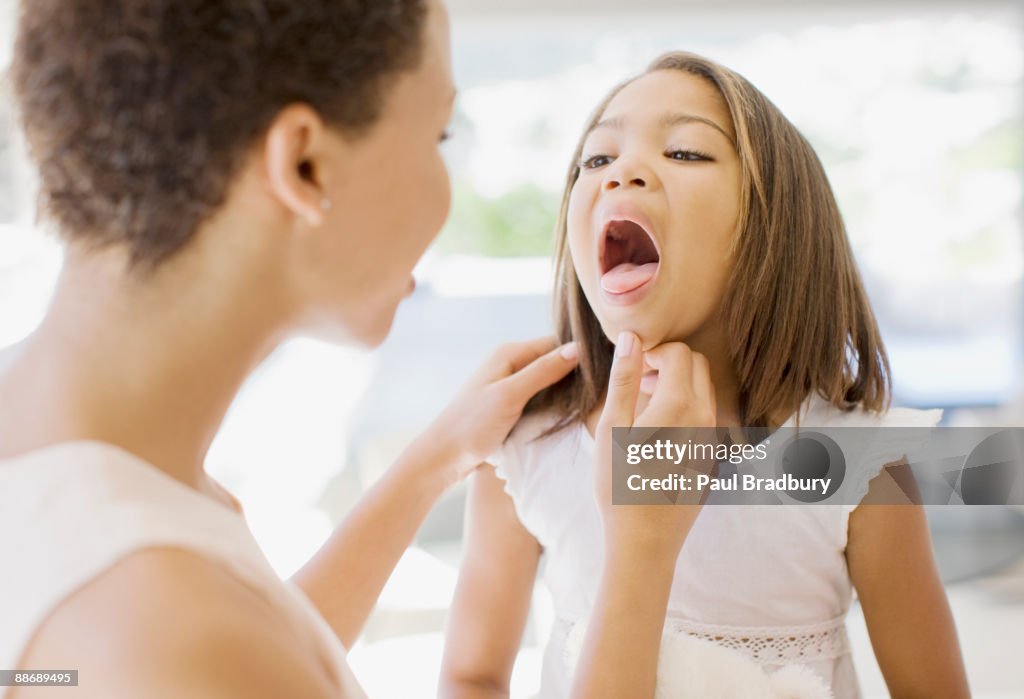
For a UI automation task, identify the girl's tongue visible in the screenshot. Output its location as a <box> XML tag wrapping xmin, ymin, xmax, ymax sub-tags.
<box><xmin>601</xmin><ymin>261</ymin><xmax>659</xmax><ymax>294</ymax></box>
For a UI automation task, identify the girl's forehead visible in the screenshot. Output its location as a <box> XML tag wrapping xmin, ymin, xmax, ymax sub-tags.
<box><xmin>597</xmin><ymin>70</ymin><xmax>734</xmax><ymax>141</ymax></box>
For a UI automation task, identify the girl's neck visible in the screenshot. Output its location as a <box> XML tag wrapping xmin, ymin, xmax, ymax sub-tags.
<box><xmin>584</xmin><ymin>390</ymin><xmax>742</xmax><ymax>442</ymax></box>
<box><xmin>582</xmin><ymin>323</ymin><xmax>750</xmax><ymax>439</ymax></box>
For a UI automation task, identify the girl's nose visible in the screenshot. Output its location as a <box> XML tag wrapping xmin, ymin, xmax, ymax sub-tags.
<box><xmin>603</xmin><ymin>158</ymin><xmax>653</xmax><ymax>192</ymax></box>
<box><xmin>604</xmin><ymin>174</ymin><xmax>647</xmax><ymax>191</ymax></box>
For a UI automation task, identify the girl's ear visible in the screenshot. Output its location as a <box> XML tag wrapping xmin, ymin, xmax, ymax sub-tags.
<box><xmin>263</xmin><ymin>104</ymin><xmax>335</xmax><ymax>228</ymax></box>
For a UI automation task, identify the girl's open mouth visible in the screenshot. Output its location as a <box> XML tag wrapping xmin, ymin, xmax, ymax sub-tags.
<box><xmin>599</xmin><ymin>219</ymin><xmax>661</xmax><ymax>297</ymax></box>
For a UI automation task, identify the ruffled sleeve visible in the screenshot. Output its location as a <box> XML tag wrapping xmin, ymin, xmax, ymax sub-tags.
<box><xmin>488</xmin><ymin>433</ymin><xmax>523</xmax><ymax>501</ymax></box>
<box><xmin>487</xmin><ymin>410</ymin><xmax>556</xmax><ymax>504</ymax></box>
<box><xmin>839</xmin><ymin>406</ymin><xmax>943</xmax><ymax>548</ymax></box>
<box><xmin>485</xmin><ymin>411</ymin><xmax>568</xmax><ymax>540</ymax></box>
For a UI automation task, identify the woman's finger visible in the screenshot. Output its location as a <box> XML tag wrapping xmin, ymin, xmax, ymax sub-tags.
<box><xmin>499</xmin><ymin>341</ymin><xmax>579</xmax><ymax>405</ymax></box>
<box><xmin>465</xmin><ymin>336</ymin><xmax>557</xmax><ymax>385</ymax></box>
<box><xmin>598</xmin><ymin>331</ymin><xmax>644</xmax><ymax>431</ymax></box>
<box><xmin>482</xmin><ymin>336</ymin><xmax>563</xmax><ymax>383</ymax></box>
<box><xmin>501</xmin><ymin>336</ymin><xmax>562</xmax><ymax>373</ymax></box>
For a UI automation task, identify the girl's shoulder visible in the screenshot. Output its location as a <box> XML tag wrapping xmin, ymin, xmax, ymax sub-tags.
<box><xmin>799</xmin><ymin>393</ymin><xmax>943</xmax><ymax>429</ymax></box>
<box><xmin>488</xmin><ymin>409</ymin><xmax>584</xmax><ymax>505</ymax></box>
<box><xmin>507</xmin><ymin>408</ymin><xmax>575</xmax><ymax>441</ymax></box>
<box><xmin>798</xmin><ymin>396</ymin><xmax>945</xmax><ymax>543</ymax></box>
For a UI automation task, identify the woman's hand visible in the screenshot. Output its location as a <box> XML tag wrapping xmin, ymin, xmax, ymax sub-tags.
<box><xmin>424</xmin><ymin>336</ymin><xmax>579</xmax><ymax>482</ymax></box>
<box><xmin>594</xmin><ymin>331</ymin><xmax>717</xmax><ymax>558</ymax></box>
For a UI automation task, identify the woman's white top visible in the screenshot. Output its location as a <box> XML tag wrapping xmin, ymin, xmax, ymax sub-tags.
<box><xmin>0</xmin><ymin>441</ymin><xmax>367</xmax><ymax>699</ymax></box>
<box><xmin>490</xmin><ymin>395</ymin><xmax>942</xmax><ymax>699</ymax></box>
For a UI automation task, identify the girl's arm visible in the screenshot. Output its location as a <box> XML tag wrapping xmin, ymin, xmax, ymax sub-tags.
<box><xmin>439</xmin><ymin>465</ymin><xmax>542</xmax><ymax>698</ymax></box>
<box><xmin>846</xmin><ymin>468</ymin><xmax>970</xmax><ymax>698</ymax></box>
<box><xmin>570</xmin><ymin>538</ymin><xmax>687</xmax><ymax>699</ymax></box>
<box><xmin>571</xmin><ymin>337</ymin><xmax>711</xmax><ymax>699</ymax></box>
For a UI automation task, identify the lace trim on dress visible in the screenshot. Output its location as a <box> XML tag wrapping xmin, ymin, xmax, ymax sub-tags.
<box><xmin>662</xmin><ymin>615</ymin><xmax>851</xmax><ymax>666</ymax></box>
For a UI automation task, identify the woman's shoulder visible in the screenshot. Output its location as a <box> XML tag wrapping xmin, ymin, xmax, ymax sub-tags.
<box><xmin>0</xmin><ymin>441</ymin><xmax>287</xmax><ymax>668</ymax></box>
<box><xmin>0</xmin><ymin>441</ymin><xmax>252</xmax><ymax>549</ymax></box>
<box><xmin>12</xmin><ymin>547</ymin><xmax>339</xmax><ymax>699</ymax></box>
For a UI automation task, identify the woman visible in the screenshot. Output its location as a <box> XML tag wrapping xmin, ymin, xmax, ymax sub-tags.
<box><xmin>0</xmin><ymin>0</ymin><xmax>699</xmax><ymax>697</ymax></box>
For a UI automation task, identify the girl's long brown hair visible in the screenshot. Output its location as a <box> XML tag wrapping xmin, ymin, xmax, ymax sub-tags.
<box><xmin>526</xmin><ymin>51</ymin><xmax>891</xmax><ymax>432</ymax></box>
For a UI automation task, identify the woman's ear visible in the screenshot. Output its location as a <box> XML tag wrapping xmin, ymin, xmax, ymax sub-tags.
<box><xmin>263</xmin><ymin>103</ymin><xmax>335</xmax><ymax>228</ymax></box>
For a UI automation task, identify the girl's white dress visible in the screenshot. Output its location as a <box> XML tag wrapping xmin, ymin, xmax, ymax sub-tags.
<box><xmin>0</xmin><ymin>441</ymin><xmax>367</xmax><ymax>699</ymax></box>
<box><xmin>490</xmin><ymin>394</ymin><xmax>942</xmax><ymax>699</ymax></box>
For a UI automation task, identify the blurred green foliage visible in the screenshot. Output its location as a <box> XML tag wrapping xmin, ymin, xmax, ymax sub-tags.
<box><xmin>953</xmin><ymin>117</ymin><xmax>1024</xmax><ymax>171</ymax></box>
<box><xmin>436</xmin><ymin>180</ymin><xmax>560</xmax><ymax>257</ymax></box>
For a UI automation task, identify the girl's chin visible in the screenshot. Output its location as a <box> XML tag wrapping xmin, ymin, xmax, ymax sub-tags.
<box><xmin>600</xmin><ymin>323</ymin><xmax>663</xmax><ymax>351</ymax></box>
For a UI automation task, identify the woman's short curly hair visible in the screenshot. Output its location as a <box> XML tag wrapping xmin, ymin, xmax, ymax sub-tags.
<box><xmin>11</xmin><ymin>0</ymin><xmax>428</xmax><ymax>268</ymax></box>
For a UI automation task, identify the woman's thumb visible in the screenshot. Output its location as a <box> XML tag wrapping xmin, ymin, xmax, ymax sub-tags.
<box><xmin>600</xmin><ymin>331</ymin><xmax>643</xmax><ymax>430</ymax></box>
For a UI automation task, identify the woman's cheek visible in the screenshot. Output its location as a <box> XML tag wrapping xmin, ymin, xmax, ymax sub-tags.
<box><xmin>435</xmin><ymin>161</ymin><xmax>452</xmax><ymax>230</ymax></box>
<box><xmin>422</xmin><ymin>152</ymin><xmax>452</xmax><ymax>243</ymax></box>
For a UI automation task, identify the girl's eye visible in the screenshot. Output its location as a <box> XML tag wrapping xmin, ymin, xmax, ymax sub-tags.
<box><xmin>666</xmin><ymin>149</ymin><xmax>711</xmax><ymax>162</ymax></box>
<box><xmin>579</xmin><ymin>154</ymin><xmax>615</xmax><ymax>170</ymax></box>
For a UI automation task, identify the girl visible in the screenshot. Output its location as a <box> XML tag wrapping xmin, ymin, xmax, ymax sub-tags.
<box><xmin>441</xmin><ymin>52</ymin><xmax>970</xmax><ymax>698</ymax></box>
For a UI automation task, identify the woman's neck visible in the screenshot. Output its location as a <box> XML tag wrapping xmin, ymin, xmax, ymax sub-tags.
<box><xmin>0</xmin><ymin>235</ymin><xmax>295</xmax><ymax>496</ymax></box>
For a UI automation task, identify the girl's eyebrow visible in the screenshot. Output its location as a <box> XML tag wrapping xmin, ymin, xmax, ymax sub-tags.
<box><xmin>590</xmin><ymin>112</ymin><xmax>735</xmax><ymax>145</ymax></box>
